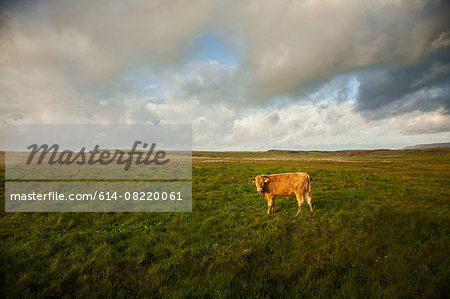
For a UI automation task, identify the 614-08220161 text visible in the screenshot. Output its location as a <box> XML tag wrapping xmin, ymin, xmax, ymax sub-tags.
<box><xmin>9</xmin><ymin>191</ymin><xmax>184</xmax><ymax>201</ymax></box>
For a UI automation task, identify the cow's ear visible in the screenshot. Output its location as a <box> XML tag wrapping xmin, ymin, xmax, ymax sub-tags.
<box><xmin>263</xmin><ymin>177</ymin><xmax>270</xmax><ymax>183</ymax></box>
<box><xmin>251</xmin><ymin>178</ymin><xmax>255</xmax><ymax>183</ymax></box>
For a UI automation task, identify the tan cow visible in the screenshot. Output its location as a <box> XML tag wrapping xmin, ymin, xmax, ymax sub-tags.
<box><xmin>251</xmin><ymin>172</ymin><xmax>312</xmax><ymax>216</ymax></box>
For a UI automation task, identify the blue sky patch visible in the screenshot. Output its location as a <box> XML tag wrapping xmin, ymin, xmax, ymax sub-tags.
<box><xmin>186</xmin><ymin>33</ymin><xmax>241</xmax><ymax>66</ymax></box>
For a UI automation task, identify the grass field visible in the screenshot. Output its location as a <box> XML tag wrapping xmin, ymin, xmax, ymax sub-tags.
<box><xmin>1</xmin><ymin>149</ymin><xmax>449</xmax><ymax>297</ymax></box>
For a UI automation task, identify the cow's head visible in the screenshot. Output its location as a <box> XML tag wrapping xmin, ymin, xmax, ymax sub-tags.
<box><xmin>251</xmin><ymin>175</ymin><xmax>269</xmax><ymax>193</ymax></box>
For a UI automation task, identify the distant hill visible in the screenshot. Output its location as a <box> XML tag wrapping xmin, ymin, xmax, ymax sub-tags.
<box><xmin>404</xmin><ymin>142</ymin><xmax>450</xmax><ymax>149</ymax></box>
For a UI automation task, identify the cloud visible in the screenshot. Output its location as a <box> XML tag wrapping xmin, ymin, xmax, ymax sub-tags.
<box><xmin>143</xmin><ymin>95</ymin><xmax>450</xmax><ymax>150</ymax></box>
<box><xmin>356</xmin><ymin>48</ymin><xmax>450</xmax><ymax>121</ymax></box>
<box><xmin>0</xmin><ymin>0</ymin><xmax>218</xmax><ymax>125</ymax></box>
<box><xmin>431</xmin><ymin>30</ymin><xmax>450</xmax><ymax>50</ymax></box>
<box><xmin>1</xmin><ymin>0</ymin><xmax>449</xmax><ymax>150</ymax></box>
<box><xmin>230</xmin><ymin>0</ymin><xmax>450</xmax><ymax>99</ymax></box>
<box><xmin>385</xmin><ymin>107</ymin><xmax>450</xmax><ymax>135</ymax></box>
<box><xmin>173</xmin><ymin>60</ymin><xmax>251</xmax><ymax>107</ymax></box>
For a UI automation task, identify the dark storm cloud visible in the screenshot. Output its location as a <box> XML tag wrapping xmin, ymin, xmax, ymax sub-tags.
<box><xmin>232</xmin><ymin>0</ymin><xmax>450</xmax><ymax>100</ymax></box>
<box><xmin>356</xmin><ymin>48</ymin><xmax>450</xmax><ymax>120</ymax></box>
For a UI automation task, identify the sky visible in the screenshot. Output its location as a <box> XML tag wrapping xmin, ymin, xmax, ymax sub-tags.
<box><xmin>1</xmin><ymin>0</ymin><xmax>449</xmax><ymax>151</ymax></box>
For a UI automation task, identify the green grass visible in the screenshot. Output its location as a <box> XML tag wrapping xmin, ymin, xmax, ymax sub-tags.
<box><xmin>1</xmin><ymin>149</ymin><xmax>449</xmax><ymax>297</ymax></box>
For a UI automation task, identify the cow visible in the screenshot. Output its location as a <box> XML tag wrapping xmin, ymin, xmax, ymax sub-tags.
<box><xmin>251</xmin><ymin>172</ymin><xmax>312</xmax><ymax>216</ymax></box>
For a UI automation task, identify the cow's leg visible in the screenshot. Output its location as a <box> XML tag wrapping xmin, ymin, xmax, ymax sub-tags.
<box><xmin>272</xmin><ymin>198</ymin><xmax>276</xmax><ymax>213</ymax></box>
<box><xmin>305</xmin><ymin>192</ymin><xmax>313</xmax><ymax>213</ymax></box>
<box><xmin>266</xmin><ymin>196</ymin><xmax>274</xmax><ymax>215</ymax></box>
<box><xmin>295</xmin><ymin>192</ymin><xmax>304</xmax><ymax>216</ymax></box>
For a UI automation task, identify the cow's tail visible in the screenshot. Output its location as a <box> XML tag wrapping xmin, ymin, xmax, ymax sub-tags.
<box><xmin>305</xmin><ymin>174</ymin><xmax>313</xmax><ymax>213</ymax></box>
